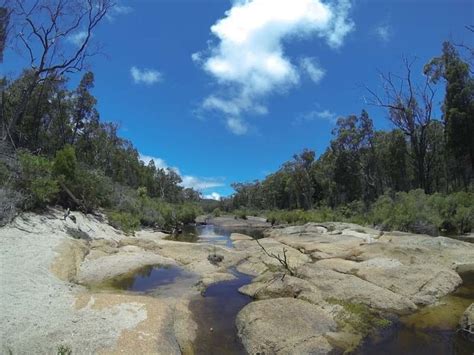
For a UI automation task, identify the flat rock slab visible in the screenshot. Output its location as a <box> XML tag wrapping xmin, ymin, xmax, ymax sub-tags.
<box><xmin>230</xmin><ymin>233</ymin><xmax>254</xmax><ymax>241</ymax></box>
<box><xmin>236</xmin><ymin>298</ymin><xmax>337</xmax><ymax>354</ymax></box>
<box><xmin>298</xmin><ymin>263</ymin><xmax>417</xmax><ymax>314</ymax></box>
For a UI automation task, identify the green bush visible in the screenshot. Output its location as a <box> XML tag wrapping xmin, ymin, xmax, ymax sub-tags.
<box><xmin>212</xmin><ymin>208</ymin><xmax>221</xmax><ymax>217</ymax></box>
<box><xmin>368</xmin><ymin>190</ymin><xmax>440</xmax><ymax>235</ymax></box>
<box><xmin>107</xmin><ymin>211</ymin><xmax>140</xmax><ymax>234</ymax></box>
<box><xmin>368</xmin><ymin>190</ymin><xmax>473</xmax><ymax>235</ymax></box>
<box><xmin>18</xmin><ymin>151</ymin><xmax>59</xmax><ymax>208</ymax></box>
<box><xmin>53</xmin><ymin>145</ymin><xmax>77</xmax><ymax>182</ymax></box>
<box><xmin>236</xmin><ymin>209</ymin><xmax>248</xmax><ymax>220</ymax></box>
<box><xmin>69</xmin><ymin>167</ymin><xmax>113</xmax><ymax>211</ymax></box>
<box><xmin>177</xmin><ymin>203</ymin><xmax>201</xmax><ymax>225</ymax></box>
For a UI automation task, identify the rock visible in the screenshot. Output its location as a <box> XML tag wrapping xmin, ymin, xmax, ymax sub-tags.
<box><xmin>234</xmin><ymin>237</ymin><xmax>311</xmax><ymax>276</ymax></box>
<box><xmin>77</xmin><ymin>251</ymin><xmax>177</xmax><ymax>285</ymax></box>
<box><xmin>460</xmin><ymin>303</ymin><xmax>474</xmax><ymax>342</ymax></box>
<box><xmin>195</xmin><ymin>215</ymin><xmax>210</xmax><ymax>224</ymax></box>
<box><xmin>239</xmin><ymin>272</ymin><xmax>319</xmax><ymax>300</ymax></box>
<box><xmin>230</xmin><ymin>233</ymin><xmax>253</xmax><ymax>241</ymax></box>
<box><xmin>207</xmin><ymin>253</ymin><xmax>224</xmax><ymax>265</ymax></box>
<box><xmin>298</xmin><ymin>264</ymin><xmax>417</xmax><ymax>314</ymax></box>
<box><xmin>315</xmin><ymin>258</ymin><xmax>462</xmax><ymax>305</ymax></box>
<box><xmin>236</xmin><ymin>298</ymin><xmax>337</xmax><ymax>354</ymax></box>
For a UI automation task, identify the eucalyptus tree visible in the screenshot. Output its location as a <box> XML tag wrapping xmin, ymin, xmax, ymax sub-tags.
<box><xmin>2</xmin><ymin>0</ymin><xmax>114</xmax><ymax>145</ymax></box>
<box><xmin>424</xmin><ymin>41</ymin><xmax>474</xmax><ymax>188</ymax></box>
<box><xmin>367</xmin><ymin>58</ymin><xmax>437</xmax><ymax>192</ymax></box>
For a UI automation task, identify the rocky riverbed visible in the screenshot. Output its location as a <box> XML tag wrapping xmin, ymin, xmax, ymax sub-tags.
<box><xmin>0</xmin><ymin>210</ymin><xmax>473</xmax><ymax>354</ymax></box>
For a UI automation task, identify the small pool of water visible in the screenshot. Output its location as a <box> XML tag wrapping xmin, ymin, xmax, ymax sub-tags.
<box><xmin>357</xmin><ymin>271</ymin><xmax>474</xmax><ymax>355</ymax></box>
<box><xmin>165</xmin><ymin>224</ymin><xmax>264</xmax><ymax>247</ymax></box>
<box><xmin>190</xmin><ymin>268</ymin><xmax>253</xmax><ymax>355</ymax></box>
<box><xmin>104</xmin><ymin>265</ymin><xmax>197</xmax><ymax>294</ymax></box>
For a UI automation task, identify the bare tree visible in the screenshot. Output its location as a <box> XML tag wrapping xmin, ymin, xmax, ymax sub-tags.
<box><xmin>0</xmin><ymin>3</ymin><xmax>11</xmax><ymax>62</ymax></box>
<box><xmin>365</xmin><ymin>58</ymin><xmax>436</xmax><ymax>192</ymax></box>
<box><xmin>2</xmin><ymin>0</ymin><xmax>114</xmax><ymax>144</ymax></box>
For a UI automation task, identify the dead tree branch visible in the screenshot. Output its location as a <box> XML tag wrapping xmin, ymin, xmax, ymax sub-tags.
<box><xmin>255</xmin><ymin>238</ymin><xmax>296</xmax><ymax>276</ymax></box>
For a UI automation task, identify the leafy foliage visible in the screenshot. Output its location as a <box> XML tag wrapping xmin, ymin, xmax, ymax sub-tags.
<box><xmin>18</xmin><ymin>151</ymin><xmax>59</xmax><ymax>208</ymax></box>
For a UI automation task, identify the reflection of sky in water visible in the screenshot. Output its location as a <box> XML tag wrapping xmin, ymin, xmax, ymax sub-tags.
<box><xmin>167</xmin><ymin>224</ymin><xmax>264</xmax><ymax>247</ymax></box>
<box><xmin>110</xmin><ymin>265</ymin><xmax>186</xmax><ymax>292</ymax></box>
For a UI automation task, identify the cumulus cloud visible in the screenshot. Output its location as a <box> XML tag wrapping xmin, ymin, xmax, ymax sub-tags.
<box><xmin>299</xmin><ymin>57</ymin><xmax>325</xmax><ymax>83</ymax></box>
<box><xmin>374</xmin><ymin>24</ymin><xmax>392</xmax><ymax>42</ymax></box>
<box><xmin>130</xmin><ymin>66</ymin><xmax>162</xmax><ymax>85</ymax></box>
<box><xmin>204</xmin><ymin>192</ymin><xmax>221</xmax><ymax>201</ymax></box>
<box><xmin>294</xmin><ymin>109</ymin><xmax>337</xmax><ymax>124</ymax></box>
<box><xmin>139</xmin><ymin>154</ymin><xmax>224</xmax><ymax>191</ymax></box>
<box><xmin>195</xmin><ymin>0</ymin><xmax>354</xmax><ymax>134</ymax></box>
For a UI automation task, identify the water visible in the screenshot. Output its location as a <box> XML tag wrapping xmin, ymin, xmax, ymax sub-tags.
<box><xmin>165</xmin><ymin>224</ymin><xmax>264</xmax><ymax>247</ymax></box>
<box><xmin>357</xmin><ymin>271</ymin><xmax>474</xmax><ymax>355</ymax></box>
<box><xmin>106</xmin><ymin>265</ymin><xmax>184</xmax><ymax>291</ymax></box>
<box><xmin>190</xmin><ymin>268</ymin><xmax>253</xmax><ymax>355</ymax></box>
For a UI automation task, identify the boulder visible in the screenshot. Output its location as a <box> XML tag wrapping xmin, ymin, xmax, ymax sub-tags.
<box><xmin>298</xmin><ymin>264</ymin><xmax>417</xmax><ymax>314</ymax></box>
<box><xmin>236</xmin><ymin>298</ymin><xmax>337</xmax><ymax>354</ymax></box>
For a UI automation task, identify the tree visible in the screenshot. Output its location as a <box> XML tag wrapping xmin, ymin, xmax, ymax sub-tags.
<box><xmin>2</xmin><ymin>0</ymin><xmax>113</xmax><ymax>144</ymax></box>
<box><xmin>367</xmin><ymin>58</ymin><xmax>436</xmax><ymax>192</ymax></box>
<box><xmin>71</xmin><ymin>72</ymin><xmax>98</xmax><ymax>144</ymax></box>
<box><xmin>0</xmin><ymin>4</ymin><xmax>10</xmax><ymax>62</ymax></box>
<box><xmin>424</xmin><ymin>42</ymin><xmax>474</xmax><ymax>186</ymax></box>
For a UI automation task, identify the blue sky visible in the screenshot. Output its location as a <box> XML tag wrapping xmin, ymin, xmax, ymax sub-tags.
<box><xmin>3</xmin><ymin>0</ymin><xmax>473</xmax><ymax>199</ymax></box>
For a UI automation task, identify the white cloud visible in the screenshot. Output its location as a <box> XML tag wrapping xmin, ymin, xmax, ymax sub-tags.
<box><xmin>139</xmin><ymin>154</ymin><xmax>224</xmax><ymax>191</ymax></box>
<box><xmin>374</xmin><ymin>24</ymin><xmax>392</xmax><ymax>42</ymax></box>
<box><xmin>191</xmin><ymin>52</ymin><xmax>202</xmax><ymax>63</ymax></box>
<box><xmin>106</xmin><ymin>3</ymin><xmax>134</xmax><ymax>22</ymax></box>
<box><xmin>181</xmin><ymin>176</ymin><xmax>224</xmax><ymax>190</ymax></box>
<box><xmin>295</xmin><ymin>109</ymin><xmax>337</xmax><ymax>124</ymax></box>
<box><xmin>139</xmin><ymin>154</ymin><xmax>169</xmax><ymax>170</ymax></box>
<box><xmin>67</xmin><ymin>31</ymin><xmax>89</xmax><ymax>47</ymax></box>
<box><xmin>226</xmin><ymin>117</ymin><xmax>248</xmax><ymax>135</ymax></box>
<box><xmin>130</xmin><ymin>66</ymin><xmax>162</xmax><ymax>85</ymax></box>
<box><xmin>299</xmin><ymin>57</ymin><xmax>325</xmax><ymax>83</ymax></box>
<box><xmin>195</xmin><ymin>0</ymin><xmax>354</xmax><ymax>134</ymax></box>
<box><xmin>204</xmin><ymin>192</ymin><xmax>221</xmax><ymax>201</ymax></box>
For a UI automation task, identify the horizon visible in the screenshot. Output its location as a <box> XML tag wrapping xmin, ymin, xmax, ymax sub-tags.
<box><xmin>2</xmin><ymin>0</ymin><xmax>473</xmax><ymax>199</ymax></box>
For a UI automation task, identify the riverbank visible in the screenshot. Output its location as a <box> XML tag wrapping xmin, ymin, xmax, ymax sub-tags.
<box><xmin>1</xmin><ymin>209</ymin><xmax>473</xmax><ymax>354</ymax></box>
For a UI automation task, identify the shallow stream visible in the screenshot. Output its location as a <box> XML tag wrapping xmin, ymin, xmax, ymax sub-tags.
<box><xmin>102</xmin><ymin>225</ymin><xmax>474</xmax><ymax>354</ymax></box>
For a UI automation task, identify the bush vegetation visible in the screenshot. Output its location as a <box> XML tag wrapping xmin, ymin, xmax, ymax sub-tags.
<box><xmin>263</xmin><ymin>190</ymin><xmax>473</xmax><ymax>235</ymax></box>
<box><xmin>1</xmin><ymin>71</ymin><xmax>203</xmax><ymax>230</ymax></box>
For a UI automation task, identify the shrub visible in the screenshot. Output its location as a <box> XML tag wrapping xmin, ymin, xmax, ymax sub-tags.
<box><xmin>53</xmin><ymin>145</ymin><xmax>77</xmax><ymax>182</ymax></box>
<box><xmin>236</xmin><ymin>210</ymin><xmax>248</xmax><ymax>220</ymax></box>
<box><xmin>368</xmin><ymin>190</ymin><xmax>440</xmax><ymax>235</ymax></box>
<box><xmin>368</xmin><ymin>189</ymin><xmax>474</xmax><ymax>235</ymax></box>
<box><xmin>106</xmin><ymin>211</ymin><xmax>140</xmax><ymax>234</ymax></box>
<box><xmin>177</xmin><ymin>203</ymin><xmax>201</xmax><ymax>225</ymax></box>
<box><xmin>69</xmin><ymin>166</ymin><xmax>113</xmax><ymax>211</ymax></box>
<box><xmin>57</xmin><ymin>344</ymin><xmax>72</xmax><ymax>355</ymax></box>
<box><xmin>0</xmin><ymin>187</ymin><xmax>24</xmax><ymax>226</ymax></box>
<box><xmin>18</xmin><ymin>151</ymin><xmax>59</xmax><ymax>208</ymax></box>
<box><xmin>212</xmin><ymin>208</ymin><xmax>221</xmax><ymax>217</ymax></box>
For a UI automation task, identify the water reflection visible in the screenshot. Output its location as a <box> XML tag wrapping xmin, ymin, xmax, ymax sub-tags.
<box><xmin>190</xmin><ymin>268</ymin><xmax>253</xmax><ymax>355</ymax></box>
<box><xmin>165</xmin><ymin>224</ymin><xmax>264</xmax><ymax>247</ymax></box>
<box><xmin>107</xmin><ymin>265</ymin><xmax>186</xmax><ymax>292</ymax></box>
<box><xmin>356</xmin><ymin>272</ymin><xmax>474</xmax><ymax>355</ymax></box>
